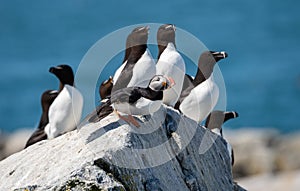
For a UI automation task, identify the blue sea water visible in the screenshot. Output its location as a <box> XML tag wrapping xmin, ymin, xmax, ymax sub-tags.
<box><xmin>0</xmin><ymin>0</ymin><xmax>299</xmax><ymax>133</ymax></box>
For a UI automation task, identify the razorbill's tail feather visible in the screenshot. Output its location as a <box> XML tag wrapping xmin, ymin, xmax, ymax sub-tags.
<box><xmin>25</xmin><ymin>90</ymin><xmax>58</xmax><ymax>148</ymax></box>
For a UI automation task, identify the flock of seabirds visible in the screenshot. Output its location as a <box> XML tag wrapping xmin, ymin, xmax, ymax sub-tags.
<box><xmin>24</xmin><ymin>24</ymin><xmax>238</xmax><ymax>166</ymax></box>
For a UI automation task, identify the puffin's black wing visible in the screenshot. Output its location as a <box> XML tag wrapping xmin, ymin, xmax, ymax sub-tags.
<box><xmin>137</xmin><ymin>87</ymin><xmax>163</xmax><ymax>101</ymax></box>
<box><xmin>111</xmin><ymin>87</ymin><xmax>142</xmax><ymax>104</ymax></box>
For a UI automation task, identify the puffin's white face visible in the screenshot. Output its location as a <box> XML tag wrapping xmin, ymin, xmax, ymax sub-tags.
<box><xmin>149</xmin><ymin>75</ymin><xmax>175</xmax><ymax>91</ymax></box>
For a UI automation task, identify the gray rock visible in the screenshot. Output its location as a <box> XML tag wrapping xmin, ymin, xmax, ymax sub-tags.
<box><xmin>0</xmin><ymin>106</ymin><xmax>245</xmax><ymax>191</ymax></box>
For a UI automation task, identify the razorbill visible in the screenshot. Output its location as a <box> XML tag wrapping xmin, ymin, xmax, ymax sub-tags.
<box><xmin>99</xmin><ymin>76</ymin><xmax>113</xmax><ymax>100</ymax></box>
<box><xmin>175</xmin><ymin>51</ymin><xmax>228</xmax><ymax>109</ymax></box>
<box><xmin>205</xmin><ymin>110</ymin><xmax>239</xmax><ymax>166</ymax></box>
<box><xmin>156</xmin><ymin>24</ymin><xmax>186</xmax><ymax>107</ymax></box>
<box><xmin>178</xmin><ymin>51</ymin><xmax>227</xmax><ymax>123</ymax></box>
<box><xmin>99</xmin><ymin>75</ymin><xmax>174</xmax><ymax>127</ymax></box>
<box><xmin>45</xmin><ymin>65</ymin><xmax>84</xmax><ymax>139</ymax></box>
<box><xmin>25</xmin><ymin>90</ymin><xmax>59</xmax><ymax>148</ymax></box>
<box><xmin>112</xmin><ymin>26</ymin><xmax>156</xmax><ymax>91</ymax></box>
<box><xmin>87</xmin><ymin>76</ymin><xmax>114</xmax><ymax>123</ymax></box>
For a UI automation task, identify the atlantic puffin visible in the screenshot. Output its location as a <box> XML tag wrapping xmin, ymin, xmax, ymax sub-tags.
<box><xmin>99</xmin><ymin>75</ymin><xmax>174</xmax><ymax>127</ymax></box>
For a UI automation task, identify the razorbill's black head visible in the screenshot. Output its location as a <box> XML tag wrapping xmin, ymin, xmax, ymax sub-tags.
<box><xmin>193</xmin><ymin>51</ymin><xmax>228</xmax><ymax>85</ymax></box>
<box><xmin>99</xmin><ymin>76</ymin><xmax>113</xmax><ymax>100</ymax></box>
<box><xmin>130</xmin><ymin>26</ymin><xmax>149</xmax><ymax>47</ymax></box>
<box><xmin>157</xmin><ymin>24</ymin><xmax>176</xmax><ymax>46</ymax></box>
<box><xmin>205</xmin><ymin>110</ymin><xmax>238</xmax><ymax>166</ymax></box>
<box><xmin>25</xmin><ymin>90</ymin><xmax>59</xmax><ymax>148</ymax></box>
<box><xmin>157</xmin><ymin>24</ymin><xmax>176</xmax><ymax>59</ymax></box>
<box><xmin>49</xmin><ymin>64</ymin><xmax>74</xmax><ymax>90</ymax></box>
<box><xmin>205</xmin><ymin>110</ymin><xmax>239</xmax><ymax>136</ymax></box>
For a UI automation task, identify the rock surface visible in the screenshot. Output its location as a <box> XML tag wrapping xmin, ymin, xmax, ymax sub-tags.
<box><xmin>0</xmin><ymin>106</ymin><xmax>244</xmax><ymax>191</ymax></box>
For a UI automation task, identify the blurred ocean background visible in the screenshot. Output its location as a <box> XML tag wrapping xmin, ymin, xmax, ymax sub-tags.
<box><xmin>0</xmin><ymin>0</ymin><xmax>300</xmax><ymax>134</ymax></box>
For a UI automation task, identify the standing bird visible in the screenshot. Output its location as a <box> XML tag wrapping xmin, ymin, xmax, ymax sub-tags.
<box><xmin>156</xmin><ymin>24</ymin><xmax>186</xmax><ymax>107</ymax></box>
<box><xmin>99</xmin><ymin>76</ymin><xmax>113</xmax><ymax>100</ymax></box>
<box><xmin>87</xmin><ymin>76</ymin><xmax>114</xmax><ymax>123</ymax></box>
<box><xmin>25</xmin><ymin>90</ymin><xmax>58</xmax><ymax>148</ymax></box>
<box><xmin>99</xmin><ymin>75</ymin><xmax>174</xmax><ymax>127</ymax></box>
<box><xmin>205</xmin><ymin>110</ymin><xmax>239</xmax><ymax>166</ymax></box>
<box><xmin>112</xmin><ymin>26</ymin><xmax>156</xmax><ymax>91</ymax></box>
<box><xmin>177</xmin><ymin>51</ymin><xmax>227</xmax><ymax>123</ymax></box>
<box><xmin>45</xmin><ymin>65</ymin><xmax>84</xmax><ymax>139</ymax></box>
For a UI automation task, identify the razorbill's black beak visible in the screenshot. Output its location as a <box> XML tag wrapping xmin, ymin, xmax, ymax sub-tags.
<box><xmin>49</xmin><ymin>66</ymin><xmax>63</xmax><ymax>73</ymax></box>
<box><xmin>165</xmin><ymin>24</ymin><xmax>176</xmax><ymax>31</ymax></box>
<box><xmin>137</xmin><ymin>26</ymin><xmax>150</xmax><ymax>33</ymax></box>
<box><xmin>210</xmin><ymin>51</ymin><xmax>228</xmax><ymax>62</ymax></box>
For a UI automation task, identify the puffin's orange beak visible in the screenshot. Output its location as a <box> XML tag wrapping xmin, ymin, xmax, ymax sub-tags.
<box><xmin>167</xmin><ymin>77</ymin><xmax>175</xmax><ymax>88</ymax></box>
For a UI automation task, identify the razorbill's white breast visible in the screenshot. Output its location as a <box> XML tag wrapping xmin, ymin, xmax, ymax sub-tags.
<box><xmin>156</xmin><ymin>24</ymin><xmax>186</xmax><ymax>107</ymax></box>
<box><xmin>205</xmin><ymin>110</ymin><xmax>239</xmax><ymax>166</ymax></box>
<box><xmin>25</xmin><ymin>90</ymin><xmax>58</xmax><ymax>148</ymax></box>
<box><xmin>178</xmin><ymin>51</ymin><xmax>227</xmax><ymax>123</ymax></box>
<box><xmin>45</xmin><ymin>65</ymin><xmax>84</xmax><ymax>139</ymax></box>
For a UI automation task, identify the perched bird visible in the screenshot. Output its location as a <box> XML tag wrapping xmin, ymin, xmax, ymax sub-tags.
<box><xmin>178</xmin><ymin>51</ymin><xmax>227</xmax><ymax>123</ymax></box>
<box><xmin>45</xmin><ymin>65</ymin><xmax>84</xmax><ymax>139</ymax></box>
<box><xmin>205</xmin><ymin>110</ymin><xmax>239</xmax><ymax>166</ymax></box>
<box><xmin>112</xmin><ymin>26</ymin><xmax>156</xmax><ymax>91</ymax></box>
<box><xmin>99</xmin><ymin>76</ymin><xmax>113</xmax><ymax>100</ymax></box>
<box><xmin>99</xmin><ymin>75</ymin><xmax>174</xmax><ymax>127</ymax></box>
<box><xmin>25</xmin><ymin>90</ymin><xmax>58</xmax><ymax>148</ymax></box>
<box><xmin>87</xmin><ymin>76</ymin><xmax>114</xmax><ymax>123</ymax></box>
<box><xmin>156</xmin><ymin>24</ymin><xmax>186</xmax><ymax>107</ymax></box>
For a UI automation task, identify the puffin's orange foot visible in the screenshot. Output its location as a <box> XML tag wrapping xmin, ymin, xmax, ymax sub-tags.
<box><xmin>114</xmin><ymin>110</ymin><xmax>140</xmax><ymax>128</ymax></box>
<box><xmin>128</xmin><ymin>115</ymin><xmax>140</xmax><ymax>128</ymax></box>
